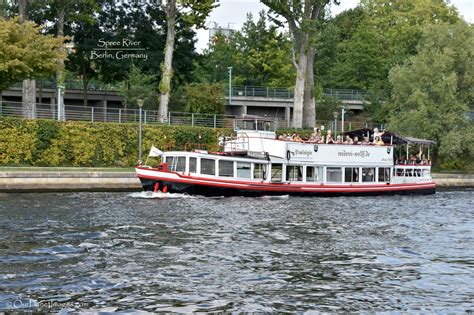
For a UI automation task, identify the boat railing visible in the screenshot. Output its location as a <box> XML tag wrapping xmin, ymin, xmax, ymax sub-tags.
<box><xmin>225</xmin><ymin>132</ymin><xmax>250</xmax><ymax>154</ymax></box>
<box><xmin>394</xmin><ymin>164</ymin><xmax>431</xmax><ymax>178</ymax></box>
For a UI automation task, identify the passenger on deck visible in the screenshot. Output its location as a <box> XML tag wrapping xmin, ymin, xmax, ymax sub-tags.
<box><xmin>344</xmin><ymin>135</ymin><xmax>354</xmax><ymax>144</ymax></box>
<box><xmin>310</xmin><ymin>128</ymin><xmax>322</xmax><ymax>143</ymax></box>
<box><xmin>326</xmin><ymin>130</ymin><xmax>335</xmax><ymax>144</ymax></box>
<box><xmin>318</xmin><ymin>135</ymin><xmax>325</xmax><ymax>144</ymax></box>
<box><xmin>362</xmin><ymin>136</ymin><xmax>370</xmax><ymax>145</ymax></box>
<box><xmin>278</xmin><ymin>133</ymin><xmax>287</xmax><ymax>140</ymax></box>
<box><xmin>335</xmin><ymin>135</ymin><xmax>343</xmax><ymax>144</ymax></box>
<box><xmin>373</xmin><ymin>128</ymin><xmax>385</xmax><ymax>144</ymax></box>
<box><xmin>293</xmin><ymin>133</ymin><xmax>303</xmax><ymax>142</ymax></box>
<box><xmin>374</xmin><ymin>136</ymin><xmax>384</xmax><ymax>146</ymax></box>
<box><xmin>353</xmin><ymin>136</ymin><xmax>360</xmax><ymax>145</ymax></box>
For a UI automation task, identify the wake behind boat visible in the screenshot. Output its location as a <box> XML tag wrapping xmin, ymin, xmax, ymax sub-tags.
<box><xmin>135</xmin><ymin>117</ymin><xmax>436</xmax><ymax>197</ymax></box>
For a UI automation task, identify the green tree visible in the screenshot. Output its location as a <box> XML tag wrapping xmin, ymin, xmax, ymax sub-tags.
<box><xmin>183</xmin><ymin>82</ymin><xmax>225</xmax><ymax>114</ymax></box>
<box><xmin>158</xmin><ymin>0</ymin><xmax>218</xmax><ymax>122</ymax></box>
<box><xmin>262</xmin><ymin>0</ymin><xmax>337</xmax><ymax>128</ymax></box>
<box><xmin>321</xmin><ymin>0</ymin><xmax>461</xmax><ymax>92</ymax></box>
<box><xmin>119</xmin><ymin>65</ymin><xmax>157</xmax><ymax>110</ymax></box>
<box><xmin>388</xmin><ymin>21</ymin><xmax>474</xmax><ymax>169</ymax></box>
<box><xmin>197</xmin><ymin>11</ymin><xmax>294</xmax><ymax>88</ymax></box>
<box><xmin>0</xmin><ymin>17</ymin><xmax>65</xmax><ymax>90</ymax></box>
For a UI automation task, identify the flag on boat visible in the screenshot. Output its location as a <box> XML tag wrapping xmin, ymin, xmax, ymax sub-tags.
<box><xmin>148</xmin><ymin>146</ymin><xmax>163</xmax><ymax>157</ymax></box>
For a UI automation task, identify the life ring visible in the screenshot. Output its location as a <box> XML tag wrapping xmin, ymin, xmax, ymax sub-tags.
<box><xmin>286</xmin><ymin>150</ymin><xmax>291</xmax><ymax>160</ymax></box>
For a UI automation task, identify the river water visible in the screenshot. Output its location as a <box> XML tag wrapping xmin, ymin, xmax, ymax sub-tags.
<box><xmin>0</xmin><ymin>190</ymin><xmax>473</xmax><ymax>312</ymax></box>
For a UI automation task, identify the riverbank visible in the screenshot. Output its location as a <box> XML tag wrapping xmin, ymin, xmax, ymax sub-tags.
<box><xmin>0</xmin><ymin>168</ymin><xmax>141</xmax><ymax>191</ymax></box>
<box><xmin>0</xmin><ymin>168</ymin><xmax>472</xmax><ymax>192</ymax></box>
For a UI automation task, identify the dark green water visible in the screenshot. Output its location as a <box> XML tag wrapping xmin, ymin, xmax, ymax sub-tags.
<box><xmin>0</xmin><ymin>190</ymin><xmax>473</xmax><ymax>312</ymax></box>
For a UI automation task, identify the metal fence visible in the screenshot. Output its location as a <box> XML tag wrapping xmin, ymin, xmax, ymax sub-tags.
<box><xmin>0</xmin><ymin>101</ymin><xmax>236</xmax><ymax>128</ymax></box>
<box><xmin>0</xmin><ymin>100</ymin><xmax>383</xmax><ymax>131</ymax></box>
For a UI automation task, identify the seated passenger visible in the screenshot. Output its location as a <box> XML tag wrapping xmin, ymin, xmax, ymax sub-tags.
<box><xmin>353</xmin><ymin>136</ymin><xmax>360</xmax><ymax>145</ymax></box>
<box><xmin>293</xmin><ymin>133</ymin><xmax>303</xmax><ymax>142</ymax></box>
<box><xmin>311</xmin><ymin>128</ymin><xmax>322</xmax><ymax>143</ymax></box>
<box><xmin>278</xmin><ymin>133</ymin><xmax>286</xmax><ymax>140</ymax></box>
<box><xmin>326</xmin><ymin>130</ymin><xmax>335</xmax><ymax>144</ymax></box>
<box><xmin>344</xmin><ymin>135</ymin><xmax>354</xmax><ymax>144</ymax></box>
<box><xmin>374</xmin><ymin>136</ymin><xmax>384</xmax><ymax>146</ymax></box>
<box><xmin>318</xmin><ymin>135</ymin><xmax>325</xmax><ymax>144</ymax></box>
<box><xmin>335</xmin><ymin>135</ymin><xmax>343</xmax><ymax>144</ymax></box>
<box><xmin>361</xmin><ymin>136</ymin><xmax>370</xmax><ymax>145</ymax></box>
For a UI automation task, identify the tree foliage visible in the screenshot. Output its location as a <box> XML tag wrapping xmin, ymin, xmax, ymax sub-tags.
<box><xmin>0</xmin><ymin>17</ymin><xmax>65</xmax><ymax>90</ymax></box>
<box><xmin>316</xmin><ymin>0</ymin><xmax>461</xmax><ymax>91</ymax></box>
<box><xmin>388</xmin><ymin>21</ymin><xmax>474</xmax><ymax>169</ymax></box>
<box><xmin>119</xmin><ymin>65</ymin><xmax>157</xmax><ymax>109</ymax></box>
<box><xmin>196</xmin><ymin>11</ymin><xmax>295</xmax><ymax>87</ymax></box>
<box><xmin>182</xmin><ymin>83</ymin><xmax>225</xmax><ymax>114</ymax></box>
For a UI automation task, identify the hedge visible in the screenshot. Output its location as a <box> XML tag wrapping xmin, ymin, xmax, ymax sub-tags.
<box><xmin>0</xmin><ymin>117</ymin><xmax>232</xmax><ymax>167</ymax></box>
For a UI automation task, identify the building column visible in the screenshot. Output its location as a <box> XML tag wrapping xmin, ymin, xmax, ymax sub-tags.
<box><xmin>50</xmin><ymin>97</ymin><xmax>56</xmax><ymax>119</ymax></box>
<box><xmin>285</xmin><ymin>106</ymin><xmax>291</xmax><ymax>128</ymax></box>
<box><xmin>102</xmin><ymin>99</ymin><xmax>107</xmax><ymax>122</ymax></box>
<box><xmin>241</xmin><ymin>105</ymin><xmax>247</xmax><ymax>116</ymax></box>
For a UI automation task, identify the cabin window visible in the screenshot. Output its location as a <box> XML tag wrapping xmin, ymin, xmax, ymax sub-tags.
<box><xmin>237</xmin><ymin>162</ymin><xmax>251</xmax><ymax>178</ymax></box>
<box><xmin>327</xmin><ymin>167</ymin><xmax>343</xmax><ymax>182</ymax></box>
<box><xmin>378</xmin><ymin>167</ymin><xmax>391</xmax><ymax>182</ymax></box>
<box><xmin>219</xmin><ymin>160</ymin><xmax>234</xmax><ymax>177</ymax></box>
<box><xmin>176</xmin><ymin>157</ymin><xmax>186</xmax><ymax>172</ymax></box>
<box><xmin>345</xmin><ymin>167</ymin><xmax>359</xmax><ymax>182</ymax></box>
<box><xmin>362</xmin><ymin>168</ymin><xmax>375</xmax><ymax>182</ymax></box>
<box><xmin>254</xmin><ymin>163</ymin><xmax>267</xmax><ymax>179</ymax></box>
<box><xmin>271</xmin><ymin>164</ymin><xmax>283</xmax><ymax>182</ymax></box>
<box><xmin>286</xmin><ymin>165</ymin><xmax>303</xmax><ymax>181</ymax></box>
<box><xmin>189</xmin><ymin>157</ymin><xmax>197</xmax><ymax>173</ymax></box>
<box><xmin>201</xmin><ymin>158</ymin><xmax>215</xmax><ymax>175</ymax></box>
<box><xmin>164</xmin><ymin>156</ymin><xmax>185</xmax><ymax>172</ymax></box>
<box><xmin>165</xmin><ymin>156</ymin><xmax>174</xmax><ymax>165</ymax></box>
<box><xmin>422</xmin><ymin>169</ymin><xmax>430</xmax><ymax>177</ymax></box>
<box><xmin>306</xmin><ymin>166</ymin><xmax>323</xmax><ymax>182</ymax></box>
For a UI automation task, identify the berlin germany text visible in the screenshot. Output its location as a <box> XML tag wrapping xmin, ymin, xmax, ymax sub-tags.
<box><xmin>90</xmin><ymin>37</ymin><xmax>148</xmax><ymax>60</ymax></box>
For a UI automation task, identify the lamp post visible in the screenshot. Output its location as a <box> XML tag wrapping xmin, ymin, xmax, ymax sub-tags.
<box><xmin>228</xmin><ymin>66</ymin><xmax>233</xmax><ymax>105</ymax></box>
<box><xmin>57</xmin><ymin>84</ymin><xmax>65</xmax><ymax>121</ymax></box>
<box><xmin>332</xmin><ymin>111</ymin><xmax>339</xmax><ymax>136</ymax></box>
<box><xmin>341</xmin><ymin>106</ymin><xmax>346</xmax><ymax>134</ymax></box>
<box><xmin>137</xmin><ymin>99</ymin><xmax>144</xmax><ymax>164</ymax></box>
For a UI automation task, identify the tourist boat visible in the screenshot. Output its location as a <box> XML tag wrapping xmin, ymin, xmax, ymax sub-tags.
<box><xmin>135</xmin><ymin>117</ymin><xmax>436</xmax><ymax>196</ymax></box>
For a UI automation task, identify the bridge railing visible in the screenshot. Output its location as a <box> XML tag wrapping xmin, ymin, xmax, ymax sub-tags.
<box><xmin>226</xmin><ymin>86</ymin><xmax>368</xmax><ymax>101</ymax></box>
<box><xmin>8</xmin><ymin>80</ymin><xmax>367</xmax><ymax>101</ymax></box>
<box><xmin>10</xmin><ymin>79</ymin><xmax>121</xmax><ymax>91</ymax></box>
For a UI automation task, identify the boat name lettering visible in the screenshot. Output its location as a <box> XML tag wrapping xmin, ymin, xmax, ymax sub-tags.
<box><xmin>294</xmin><ymin>149</ymin><xmax>313</xmax><ymax>157</ymax></box>
<box><xmin>338</xmin><ymin>150</ymin><xmax>371</xmax><ymax>158</ymax></box>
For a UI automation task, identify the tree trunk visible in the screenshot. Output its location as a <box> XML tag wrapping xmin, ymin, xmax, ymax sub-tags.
<box><xmin>19</xmin><ymin>0</ymin><xmax>36</xmax><ymax>119</ymax></box>
<box><xmin>22</xmin><ymin>79</ymin><xmax>36</xmax><ymax>119</ymax></box>
<box><xmin>293</xmin><ymin>50</ymin><xmax>307</xmax><ymax>128</ymax></box>
<box><xmin>158</xmin><ymin>0</ymin><xmax>176</xmax><ymax>123</ymax></box>
<box><xmin>303</xmin><ymin>48</ymin><xmax>316</xmax><ymax>128</ymax></box>
<box><xmin>56</xmin><ymin>0</ymin><xmax>65</xmax><ymax>120</ymax></box>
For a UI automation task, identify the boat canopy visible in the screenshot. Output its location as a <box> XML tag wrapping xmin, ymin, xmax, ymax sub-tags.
<box><xmin>343</xmin><ymin>128</ymin><xmax>436</xmax><ymax>146</ymax></box>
